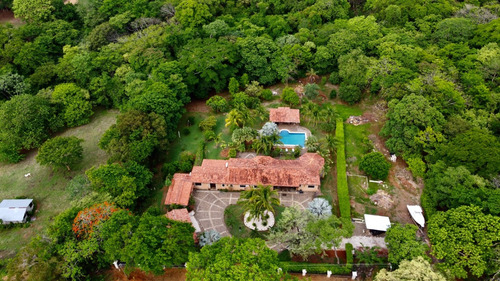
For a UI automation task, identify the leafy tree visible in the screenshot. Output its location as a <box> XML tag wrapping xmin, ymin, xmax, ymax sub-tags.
<box><xmin>438</xmin><ymin>129</ymin><xmax>500</xmax><ymax>178</ymax></box>
<box><xmin>385</xmin><ymin>224</ymin><xmax>428</xmax><ymax>266</ymax></box>
<box><xmin>260</xmin><ymin>122</ymin><xmax>279</xmax><ymax>137</ymax></box>
<box><xmin>327</xmin><ymin>16</ymin><xmax>382</xmax><ymax>57</ymax></box>
<box><xmin>228</xmin><ymin>77</ymin><xmax>240</xmax><ymax>95</ymax></box>
<box><xmin>359</xmin><ymin>152</ymin><xmax>391</xmax><ymax>180</ymax></box>
<box><xmin>268</xmin><ymin>207</ymin><xmax>352</xmax><ymax>260</ymax></box>
<box><xmin>338</xmin><ymin>83</ymin><xmax>362</xmax><ymax>105</ymax></box>
<box><xmin>304</xmin><ymin>83</ymin><xmax>320</xmax><ymax>100</ymax></box>
<box><xmin>127</xmin><ymin>81</ymin><xmax>188</xmax><ymax>138</ymax></box>
<box><xmin>199</xmin><ymin>116</ymin><xmax>217</xmax><ymax>132</ymax></box>
<box><xmin>476</xmin><ymin>42</ymin><xmax>500</xmax><ymax>83</ymax></box>
<box><xmin>206</xmin><ymin>95</ymin><xmax>229</xmax><ymax>113</ymax></box>
<box><xmin>203</xmin><ymin>19</ymin><xmax>229</xmax><ymax>38</ymax></box>
<box><xmin>237</xmin><ymin>185</ymin><xmax>280</xmax><ymax>221</ymax></box>
<box><xmin>0</xmin><ymin>94</ymin><xmax>58</xmax><ymax>163</ymax></box>
<box><xmin>428</xmin><ymin>205</ymin><xmax>500</xmax><ymax>279</ymax></box>
<box><xmin>281</xmin><ymin>87</ymin><xmax>300</xmax><ymax>107</ymax></box>
<box><xmin>86</xmin><ymin>161</ymin><xmax>153</xmax><ymax>208</ymax></box>
<box><xmin>307</xmin><ymin>198</ymin><xmax>332</xmax><ymax>218</ymax></box>
<box><xmin>245</xmin><ymin>81</ymin><xmax>264</xmax><ymax>97</ymax></box>
<box><xmin>199</xmin><ymin>230</ymin><xmax>221</xmax><ymax>247</ymax></box>
<box><xmin>13</xmin><ymin>0</ymin><xmax>54</xmax><ymax>23</ymax></box>
<box><xmin>175</xmin><ymin>0</ymin><xmax>212</xmax><ymax>28</ymax></box>
<box><xmin>99</xmin><ymin>110</ymin><xmax>167</xmax><ymax>163</ymax></box>
<box><xmin>72</xmin><ymin>202</ymin><xmax>120</xmax><ymax>239</ymax></box>
<box><xmin>36</xmin><ymin>136</ymin><xmax>84</xmax><ymax>171</ymax></box>
<box><xmin>52</xmin><ymin>83</ymin><xmax>94</xmax><ymax>127</ymax></box>
<box><xmin>86</xmin><ymin>22</ymin><xmax>116</xmax><ymax>51</ymax></box>
<box><xmin>338</xmin><ymin>48</ymin><xmax>372</xmax><ymax>88</ymax></box>
<box><xmin>407</xmin><ymin>157</ymin><xmax>426</xmax><ymax>178</ymax></box>
<box><xmin>237</xmin><ymin>36</ymin><xmax>282</xmax><ymax>84</ymax></box>
<box><xmin>433</xmin><ymin>18</ymin><xmax>476</xmax><ymax>46</ymax></box>
<box><xmin>422</xmin><ymin>163</ymin><xmax>499</xmax><ymax>217</ymax></box>
<box><xmin>123</xmin><ymin>212</ymin><xmax>196</xmax><ymax>274</ymax></box>
<box><xmin>0</xmin><ymin>72</ymin><xmax>30</xmax><ymax>99</ymax></box>
<box><xmin>381</xmin><ymin>94</ymin><xmax>445</xmax><ymax>157</ymax></box>
<box><xmin>375</xmin><ymin>257</ymin><xmax>446</xmax><ymax>281</ymax></box>
<box><xmin>186</xmin><ymin>237</ymin><xmax>282</xmax><ymax>281</ymax></box>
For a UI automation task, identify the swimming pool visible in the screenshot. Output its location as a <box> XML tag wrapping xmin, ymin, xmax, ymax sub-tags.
<box><xmin>279</xmin><ymin>130</ymin><xmax>306</xmax><ymax>147</ymax></box>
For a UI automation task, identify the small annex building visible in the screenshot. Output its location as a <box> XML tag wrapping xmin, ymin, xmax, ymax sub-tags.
<box><xmin>269</xmin><ymin>107</ymin><xmax>300</xmax><ymax>124</ymax></box>
<box><xmin>0</xmin><ymin>199</ymin><xmax>34</xmax><ymax>224</ymax></box>
<box><xmin>165</xmin><ymin>153</ymin><xmax>324</xmax><ymax>206</ymax></box>
<box><xmin>364</xmin><ymin>214</ymin><xmax>391</xmax><ymax>235</ymax></box>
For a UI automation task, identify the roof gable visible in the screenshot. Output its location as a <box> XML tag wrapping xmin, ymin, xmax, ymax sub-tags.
<box><xmin>269</xmin><ymin>107</ymin><xmax>300</xmax><ymax>123</ymax></box>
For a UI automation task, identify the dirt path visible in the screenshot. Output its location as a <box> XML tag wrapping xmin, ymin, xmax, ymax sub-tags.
<box><xmin>0</xmin><ymin>9</ymin><xmax>22</xmax><ymax>26</ymax></box>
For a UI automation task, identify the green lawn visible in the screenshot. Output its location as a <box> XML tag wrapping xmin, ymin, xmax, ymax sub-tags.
<box><xmin>334</xmin><ymin>103</ymin><xmax>363</xmax><ymax>121</ymax></box>
<box><xmin>166</xmin><ymin>113</ymin><xmax>230</xmax><ymax>163</ymax></box>
<box><xmin>0</xmin><ymin>109</ymin><xmax>119</xmax><ymax>257</ymax></box>
<box><xmin>344</xmin><ymin>123</ymin><xmax>372</xmax><ymax>172</ymax></box>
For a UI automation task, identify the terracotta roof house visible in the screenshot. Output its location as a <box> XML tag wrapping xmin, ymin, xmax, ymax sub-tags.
<box><xmin>165</xmin><ymin>153</ymin><xmax>324</xmax><ymax>206</ymax></box>
<box><xmin>269</xmin><ymin>107</ymin><xmax>300</xmax><ymax>124</ymax></box>
<box><xmin>166</xmin><ymin>208</ymin><xmax>191</xmax><ymax>223</ymax></box>
<box><xmin>164</xmin><ymin>173</ymin><xmax>193</xmax><ymax>206</ymax></box>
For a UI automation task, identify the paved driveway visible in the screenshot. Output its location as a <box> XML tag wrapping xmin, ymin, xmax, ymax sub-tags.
<box><xmin>192</xmin><ymin>190</ymin><xmax>315</xmax><ymax>236</ymax></box>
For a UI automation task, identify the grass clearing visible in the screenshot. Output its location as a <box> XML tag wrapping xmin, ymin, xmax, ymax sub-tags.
<box><xmin>344</xmin><ymin>123</ymin><xmax>372</xmax><ymax>172</ymax></box>
<box><xmin>334</xmin><ymin>103</ymin><xmax>363</xmax><ymax>121</ymax></box>
<box><xmin>0</xmin><ymin>109</ymin><xmax>118</xmax><ymax>257</ymax></box>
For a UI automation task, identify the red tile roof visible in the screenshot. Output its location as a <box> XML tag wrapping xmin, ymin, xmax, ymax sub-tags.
<box><xmin>190</xmin><ymin>153</ymin><xmax>324</xmax><ymax>187</ymax></box>
<box><xmin>164</xmin><ymin>173</ymin><xmax>193</xmax><ymax>206</ymax></box>
<box><xmin>269</xmin><ymin>107</ymin><xmax>300</xmax><ymax>123</ymax></box>
<box><xmin>166</xmin><ymin>208</ymin><xmax>191</xmax><ymax>223</ymax></box>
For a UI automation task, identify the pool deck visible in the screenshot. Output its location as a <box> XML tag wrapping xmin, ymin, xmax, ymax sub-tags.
<box><xmin>278</xmin><ymin>124</ymin><xmax>312</xmax><ymax>137</ymax></box>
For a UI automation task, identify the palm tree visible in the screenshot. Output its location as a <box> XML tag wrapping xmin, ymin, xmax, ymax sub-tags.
<box><xmin>306</xmin><ymin>68</ymin><xmax>317</xmax><ymax>83</ymax></box>
<box><xmin>225</xmin><ymin>106</ymin><xmax>251</xmax><ymax>130</ymax></box>
<box><xmin>238</xmin><ymin>185</ymin><xmax>281</xmax><ymax>221</ymax></box>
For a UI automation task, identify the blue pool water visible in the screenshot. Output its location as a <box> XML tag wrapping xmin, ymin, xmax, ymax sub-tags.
<box><xmin>279</xmin><ymin>130</ymin><xmax>306</xmax><ymax>147</ymax></box>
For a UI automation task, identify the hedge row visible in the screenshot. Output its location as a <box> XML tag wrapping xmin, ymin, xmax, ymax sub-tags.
<box><xmin>336</xmin><ymin>119</ymin><xmax>351</xmax><ymax>219</ymax></box>
<box><xmin>279</xmin><ymin>262</ymin><xmax>351</xmax><ymax>275</ymax></box>
<box><xmin>194</xmin><ymin>141</ymin><xmax>205</xmax><ymax>166</ymax></box>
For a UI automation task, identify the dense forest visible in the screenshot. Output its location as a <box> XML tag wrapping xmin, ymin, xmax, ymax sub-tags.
<box><xmin>0</xmin><ymin>0</ymin><xmax>499</xmax><ymax>280</ymax></box>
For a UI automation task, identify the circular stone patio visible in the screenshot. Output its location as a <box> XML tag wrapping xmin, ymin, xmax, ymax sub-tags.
<box><xmin>244</xmin><ymin>210</ymin><xmax>275</xmax><ymax>231</ymax></box>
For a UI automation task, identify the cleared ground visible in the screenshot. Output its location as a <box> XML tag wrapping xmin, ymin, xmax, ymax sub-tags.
<box><xmin>0</xmin><ymin>109</ymin><xmax>119</xmax><ymax>257</ymax></box>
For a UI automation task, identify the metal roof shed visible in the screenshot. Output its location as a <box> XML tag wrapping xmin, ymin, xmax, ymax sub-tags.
<box><xmin>364</xmin><ymin>214</ymin><xmax>391</xmax><ymax>232</ymax></box>
<box><xmin>0</xmin><ymin>208</ymin><xmax>28</xmax><ymax>224</ymax></box>
<box><xmin>0</xmin><ymin>199</ymin><xmax>33</xmax><ymax>209</ymax></box>
<box><xmin>407</xmin><ymin>205</ymin><xmax>425</xmax><ymax>228</ymax></box>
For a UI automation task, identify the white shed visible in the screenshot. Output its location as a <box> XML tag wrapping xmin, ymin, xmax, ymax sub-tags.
<box><xmin>364</xmin><ymin>214</ymin><xmax>391</xmax><ymax>233</ymax></box>
<box><xmin>407</xmin><ymin>205</ymin><xmax>425</xmax><ymax>228</ymax></box>
<box><xmin>0</xmin><ymin>199</ymin><xmax>34</xmax><ymax>224</ymax></box>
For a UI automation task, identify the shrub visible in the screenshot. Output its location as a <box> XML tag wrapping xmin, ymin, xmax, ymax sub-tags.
<box><xmin>359</xmin><ymin>152</ymin><xmax>391</xmax><ymax>180</ymax></box>
<box><xmin>203</xmin><ymin>130</ymin><xmax>216</xmax><ymax>141</ymax></box>
<box><xmin>278</xmin><ymin>250</ymin><xmax>291</xmax><ymax>261</ymax></box>
<box><xmin>329</xmin><ymin>72</ymin><xmax>340</xmax><ymax>84</ymax></box>
<box><xmin>182</xmin><ymin>127</ymin><xmax>191</xmax><ymax>135</ymax></box>
<box><xmin>199</xmin><ymin>230</ymin><xmax>221</xmax><ymax>247</ymax></box>
<box><xmin>294</xmin><ymin>146</ymin><xmax>301</xmax><ymax>158</ymax></box>
<box><xmin>261</xmin><ymin>89</ymin><xmax>273</xmax><ymax>100</ymax></box>
<box><xmin>321</xmin><ymin>76</ymin><xmax>327</xmax><ymax>86</ymax></box>
<box><xmin>206</xmin><ymin>95</ymin><xmax>229</xmax><ymax>113</ymax></box>
<box><xmin>307</xmin><ymin>198</ymin><xmax>332</xmax><ymax>217</ymax></box>
<box><xmin>336</xmin><ymin>119</ymin><xmax>351</xmax><ymax>220</ymax></box>
<box><xmin>338</xmin><ymin>83</ymin><xmax>362</xmax><ymax>105</ymax></box>
<box><xmin>194</xmin><ymin>142</ymin><xmax>205</xmax><ymax>166</ymax></box>
<box><xmin>304</xmin><ymin>83</ymin><xmax>320</xmax><ymax>100</ymax></box>
<box><xmin>330</xmin><ymin>89</ymin><xmax>337</xmax><ymax>99</ymax></box>
<box><xmin>407</xmin><ymin>157</ymin><xmax>426</xmax><ymax>178</ymax></box>
<box><xmin>282</xmin><ymin>87</ymin><xmax>300</xmax><ymax>107</ymax></box>
<box><xmin>228</xmin><ymin>148</ymin><xmax>237</xmax><ymax>158</ymax></box>
<box><xmin>187</xmin><ymin>116</ymin><xmax>195</xmax><ymax>126</ymax></box>
<box><xmin>199</xmin><ymin>116</ymin><xmax>217</xmax><ymax>132</ymax></box>
<box><xmin>163</xmin><ymin>161</ymin><xmax>179</xmax><ymax>176</ymax></box>
<box><xmin>346</xmin><ymin>243</ymin><xmax>353</xmax><ymax>269</ymax></box>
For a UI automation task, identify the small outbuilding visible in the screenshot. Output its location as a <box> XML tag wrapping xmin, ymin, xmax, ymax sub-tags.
<box><xmin>407</xmin><ymin>205</ymin><xmax>425</xmax><ymax>228</ymax></box>
<box><xmin>0</xmin><ymin>199</ymin><xmax>34</xmax><ymax>224</ymax></box>
<box><xmin>364</xmin><ymin>214</ymin><xmax>391</xmax><ymax>235</ymax></box>
<box><xmin>269</xmin><ymin>107</ymin><xmax>300</xmax><ymax>124</ymax></box>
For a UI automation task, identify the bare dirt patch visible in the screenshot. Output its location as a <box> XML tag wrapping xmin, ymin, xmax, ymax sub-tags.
<box><xmin>0</xmin><ymin>9</ymin><xmax>22</xmax><ymax>26</ymax></box>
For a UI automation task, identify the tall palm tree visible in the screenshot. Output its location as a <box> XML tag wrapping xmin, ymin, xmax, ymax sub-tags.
<box><xmin>238</xmin><ymin>185</ymin><xmax>281</xmax><ymax>221</ymax></box>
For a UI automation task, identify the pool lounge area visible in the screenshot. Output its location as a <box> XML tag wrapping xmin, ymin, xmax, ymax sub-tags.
<box><xmin>279</xmin><ymin>129</ymin><xmax>307</xmax><ymax>148</ymax></box>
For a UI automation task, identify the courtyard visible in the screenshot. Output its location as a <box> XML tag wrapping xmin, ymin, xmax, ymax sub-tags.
<box><xmin>192</xmin><ymin>190</ymin><xmax>315</xmax><ymax>236</ymax></box>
